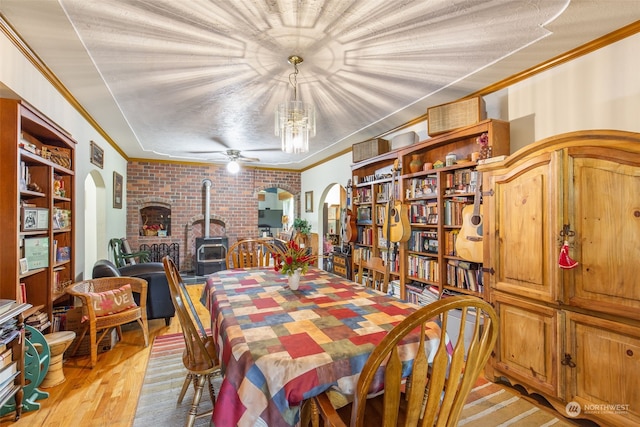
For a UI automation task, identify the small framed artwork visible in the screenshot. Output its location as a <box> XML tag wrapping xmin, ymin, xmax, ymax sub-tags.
<box><xmin>19</xmin><ymin>258</ymin><xmax>28</xmax><ymax>274</ymax></box>
<box><xmin>22</xmin><ymin>207</ymin><xmax>49</xmax><ymax>231</ymax></box>
<box><xmin>113</xmin><ymin>171</ymin><xmax>123</xmax><ymax>209</ymax></box>
<box><xmin>305</xmin><ymin>191</ymin><xmax>313</xmax><ymax>213</ymax></box>
<box><xmin>90</xmin><ymin>141</ymin><xmax>104</xmax><ymax>169</ymax></box>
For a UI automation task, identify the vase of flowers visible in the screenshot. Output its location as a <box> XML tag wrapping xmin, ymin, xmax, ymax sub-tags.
<box><xmin>272</xmin><ymin>240</ymin><xmax>317</xmax><ymax>290</ymax></box>
<box><xmin>476</xmin><ymin>132</ymin><xmax>492</xmax><ymax>159</ymax></box>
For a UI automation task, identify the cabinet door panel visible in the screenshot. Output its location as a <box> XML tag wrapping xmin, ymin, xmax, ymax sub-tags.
<box><xmin>568</xmin><ymin>150</ymin><xmax>640</xmax><ymax>318</ymax></box>
<box><xmin>492</xmin><ymin>293</ymin><xmax>560</xmax><ymax>398</ymax></box>
<box><xmin>566</xmin><ymin>311</ymin><xmax>640</xmax><ymax>426</ymax></box>
<box><xmin>488</xmin><ymin>153</ymin><xmax>561</xmax><ymax>302</ymax></box>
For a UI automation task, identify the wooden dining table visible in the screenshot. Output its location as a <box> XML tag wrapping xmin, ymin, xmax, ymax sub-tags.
<box><xmin>201</xmin><ymin>267</ymin><xmax>447</xmax><ymax>427</ymax></box>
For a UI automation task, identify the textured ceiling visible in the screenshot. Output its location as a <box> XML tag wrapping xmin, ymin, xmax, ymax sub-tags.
<box><xmin>1</xmin><ymin>1</ymin><xmax>639</xmax><ymax>169</ymax></box>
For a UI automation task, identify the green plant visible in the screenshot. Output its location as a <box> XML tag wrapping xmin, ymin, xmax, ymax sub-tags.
<box><xmin>293</xmin><ymin>218</ymin><xmax>311</xmax><ymax>235</ymax></box>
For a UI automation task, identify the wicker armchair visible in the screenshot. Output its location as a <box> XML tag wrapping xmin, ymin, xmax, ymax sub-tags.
<box><xmin>66</xmin><ymin>277</ymin><xmax>149</xmax><ymax>368</ymax></box>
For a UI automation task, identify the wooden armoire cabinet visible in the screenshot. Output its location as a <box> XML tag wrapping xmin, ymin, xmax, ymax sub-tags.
<box><xmin>480</xmin><ymin>130</ymin><xmax>640</xmax><ymax>426</ymax></box>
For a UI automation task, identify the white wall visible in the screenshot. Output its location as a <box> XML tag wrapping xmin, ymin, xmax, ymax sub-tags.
<box><xmin>1</xmin><ymin>27</ymin><xmax>129</xmax><ymax>279</ymax></box>
<box><xmin>303</xmin><ymin>33</ymin><xmax>640</xmax><ymax>220</ymax></box>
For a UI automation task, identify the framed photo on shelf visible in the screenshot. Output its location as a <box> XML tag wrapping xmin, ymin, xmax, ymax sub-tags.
<box><xmin>90</xmin><ymin>141</ymin><xmax>104</xmax><ymax>169</ymax></box>
<box><xmin>19</xmin><ymin>258</ymin><xmax>28</xmax><ymax>274</ymax></box>
<box><xmin>21</xmin><ymin>207</ymin><xmax>49</xmax><ymax>231</ymax></box>
<box><xmin>113</xmin><ymin>171</ymin><xmax>123</xmax><ymax>209</ymax></box>
<box><xmin>305</xmin><ymin>191</ymin><xmax>313</xmax><ymax>212</ymax></box>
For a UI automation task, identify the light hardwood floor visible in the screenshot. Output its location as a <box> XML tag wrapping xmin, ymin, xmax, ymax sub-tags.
<box><xmin>0</xmin><ymin>286</ymin><xmax>206</xmax><ymax>427</ymax></box>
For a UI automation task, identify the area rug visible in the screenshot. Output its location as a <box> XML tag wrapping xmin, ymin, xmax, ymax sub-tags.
<box><xmin>134</xmin><ymin>333</ymin><xmax>574</xmax><ymax>427</ymax></box>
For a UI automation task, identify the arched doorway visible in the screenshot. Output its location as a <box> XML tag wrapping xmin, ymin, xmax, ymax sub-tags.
<box><xmin>84</xmin><ymin>171</ymin><xmax>106</xmax><ymax>278</ymax></box>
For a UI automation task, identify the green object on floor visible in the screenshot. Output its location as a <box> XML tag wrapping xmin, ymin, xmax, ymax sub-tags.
<box><xmin>1</xmin><ymin>325</ymin><xmax>50</xmax><ymax>415</ymax></box>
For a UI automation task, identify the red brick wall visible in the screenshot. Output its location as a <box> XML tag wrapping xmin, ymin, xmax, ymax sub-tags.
<box><xmin>126</xmin><ymin>161</ymin><xmax>300</xmax><ymax>272</ymax></box>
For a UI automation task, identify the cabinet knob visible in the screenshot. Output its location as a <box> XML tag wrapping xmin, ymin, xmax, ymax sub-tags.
<box><xmin>627</xmin><ymin>349</ymin><xmax>634</xmax><ymax>357</ymax></box>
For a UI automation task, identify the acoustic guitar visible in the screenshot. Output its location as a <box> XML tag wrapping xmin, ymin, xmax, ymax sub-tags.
<box><xmin>341</xmin><ymin>179</ymin><xmax>357</xmax><ymax>243</ymax></box>
<box><xmin>384</xmin><ymin>160</ymin><xmax>411</xmax><ymax>243</ymax></box>
<box><xmin>456</xmin><ymin>171</ymin><xmax>483</xmax><ymax>263</ymax></box>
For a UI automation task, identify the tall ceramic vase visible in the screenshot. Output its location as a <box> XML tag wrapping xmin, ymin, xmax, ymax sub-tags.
<box><xmin>409</xmin><ymin>154</ymin><xmax>423</xmax><ymax>173</ymax></box>
<box><xmin>288</xmin><ymin>268</ymin><xmax>302</xmax><ymax>290</ymax></box>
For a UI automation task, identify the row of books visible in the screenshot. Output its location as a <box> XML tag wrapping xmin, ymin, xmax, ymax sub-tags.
<box><xmin>356</xmin><ymin>226</ymin><xmax>374</xmax><ymax>245</ymax></box>
<box><xmin>406</xmin><ymin>255</ymin><xmax>439</xmax><ymax>282</ymax></box>
<box><xmin>443</xmin><ymin>197</ymin><xmax>472</xmax><ymax>226</ymax></box>
<box><xmin>446</xmin><ymin>260</ymin><xmax>483</xmax><ymax>293</ymax></box>
<box><xmin>0</xmin><ymin>302</ymin><xmax>19</xmax><ymax>404</ymax></box>
<box><xmin>408</xmin><ymin>201</ymin><xmax>438</xmax><ymax>224</ymax></box>
<box><xmin>443</xmin><ymin>169</ymin><xmax>478</xmax><ymax>194</ymax></box>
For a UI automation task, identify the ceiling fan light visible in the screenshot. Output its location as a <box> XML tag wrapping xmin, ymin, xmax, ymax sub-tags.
<box><xmin>226</xmin><ymin>160</ymin><xmax>240</xmax><ymax>174</ymax></box>
<box><xmin>275</xmin><ymin>55</ymin><xmax>316</xmax><ymax>154</ymax></box>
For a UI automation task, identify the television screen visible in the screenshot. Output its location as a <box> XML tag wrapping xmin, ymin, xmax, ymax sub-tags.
<box><xmin>258</xmin><ymin>209</ymin><xmax>283</xmax><ymax>229</ymax></box>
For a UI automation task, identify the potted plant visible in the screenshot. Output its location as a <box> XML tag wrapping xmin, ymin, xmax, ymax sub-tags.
<box><xmin>293</xmin><ymin>218</ymin><xmax>311</xmax><ymax>236</ymax></box>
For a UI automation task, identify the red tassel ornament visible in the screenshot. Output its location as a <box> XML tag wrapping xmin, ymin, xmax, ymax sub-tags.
<box><xmin>558</xmin><ymin>240</ymin><xmax>578</xmax><ymax>269</ymax></box>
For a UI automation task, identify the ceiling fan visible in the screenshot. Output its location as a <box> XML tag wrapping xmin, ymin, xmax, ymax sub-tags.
<box><xmin>196</xmin><ymin>149</ymin><xmax>260</xmax><ymax>173</ymax></box>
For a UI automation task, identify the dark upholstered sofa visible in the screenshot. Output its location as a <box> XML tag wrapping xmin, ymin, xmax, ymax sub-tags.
<box><xmin>92</xmin><ymin>259</ymin><xmax>175</xmax><ymax>326</ymax></box>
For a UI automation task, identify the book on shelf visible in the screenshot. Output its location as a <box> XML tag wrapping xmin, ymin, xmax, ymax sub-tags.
<box><xmin>0</xmin><ymin>362</ymin><xmax>17</xmax><ymax>386</ymax></box>
<box><xmin>0</xmin><ymin>300</ymin><xmax>15</xmax><ymax>316</ymax></box>
<box><xmin>0</xmin><ymin>330</ymin><xmax>19</xmax><ymax>346</ymax></box>
<box><xmin>0</xmin><ymin>348</ymin><xmax>12</xmax><ymax>370</ymax></box>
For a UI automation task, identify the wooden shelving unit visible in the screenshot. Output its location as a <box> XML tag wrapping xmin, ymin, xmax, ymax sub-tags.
<box><xmin>0</xmin><ymin>99</ymin><xmax>76</xmax><ymax>328</ymax></box>
<box><xmin>350</xmin><ymin>119</ymin><xmax>509</xmax><ymax>302</ymax></box>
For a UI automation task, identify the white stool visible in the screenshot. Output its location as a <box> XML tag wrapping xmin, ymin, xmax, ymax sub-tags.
<box><xmin>41</xmin><ymin>331</ymin><xmax>76</xmax><ymax>388</ymax></box>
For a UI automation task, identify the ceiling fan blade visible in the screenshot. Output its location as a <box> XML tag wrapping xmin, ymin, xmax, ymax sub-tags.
<box><xmin>238</xmin><ymin>156</ymin><xmax>260</xmax><ymax>162</ymax></box>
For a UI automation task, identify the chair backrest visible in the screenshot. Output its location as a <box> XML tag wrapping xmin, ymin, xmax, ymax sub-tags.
<box><xmin>356</xmin><ymin>256</ymin><xmax>390</xmax><ymax>293</ymax></box>
<box><xmin>350</xmin><ymin>295</ymin><xmax>498</xmax><ymax>427</ymax></box>
<box><xmin>225</xmin><ymin>239</ymin><xmax>276</xmax><ymax>269</ymax></box>
<box><xmin>109</xmin><ymin>237</ymin><xmax>150</xmax><ymax>267</ymax></box>
<box><xmin>162</xmin><ymin>256</ymin><xmax>218</xmax><ymax>372</ymax></box>
<box><xmin>66</xmin><ymin>276</ymin><xmax>148</xmax><ymax>320</ymax></box>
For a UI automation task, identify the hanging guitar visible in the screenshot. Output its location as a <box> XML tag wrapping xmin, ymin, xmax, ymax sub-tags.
<box><xmin>383</xmin><ymin>159</ymin><xmax>411</xmax><ymax>243</ymax></box>
<box><xmin>341</xmin><ymin>179</ymin><xmax>357</xmax><ymax>244</ymax></box>
<box><xmin>456</xmin><ymin>170</ymin><xmax>483</xmax><ymax>263</ymax></box>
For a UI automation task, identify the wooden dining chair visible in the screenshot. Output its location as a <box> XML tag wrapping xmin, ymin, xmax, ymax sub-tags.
<box><xmin>226</xmin><ymin>238</ymin><xmax>276</xmax><ymax>268</ymax></box>
<box><xmin>162</xmin><ymin>256</ymin><xmax>221</xmax><ymax>427</ymax></box>
<box><xmin>309</xmin><ymin>295</ymin><xmax>498</xmax><ymax>427</ymax></box>
<box><xmin>355</xmin><ymin>256</ymin><xmax>390</xmax><ymax>294</ymax></box>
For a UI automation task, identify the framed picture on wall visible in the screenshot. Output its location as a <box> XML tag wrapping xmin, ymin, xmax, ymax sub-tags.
<box><xmin>90</xmin><ymin>141</ymin><xmax>104</xmax><ymax>169</ymax></box>
<box><xmin>113</xmin><ymin>171</ymin><xmax>123</xmax><ymax>209</ymax></box>
<box><xmin>305</xmin><ymin>191</ymin><xmax>313</xmax><ymax>212</ymax></box>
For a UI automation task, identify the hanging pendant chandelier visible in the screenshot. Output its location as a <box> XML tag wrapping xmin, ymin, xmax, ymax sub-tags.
<box><xmin>275</xmin><ymin>55</ymin><xmax>316</xmax><ymax>154</ymax></box>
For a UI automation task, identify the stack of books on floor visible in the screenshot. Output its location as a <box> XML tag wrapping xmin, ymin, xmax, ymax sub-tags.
<box><xmin>26</xmin><ymin>310</ymin><xmax>51</xmax><ymax>332</ymax></box>
<box><xmin>0</xmin><ymin>307</ymin><xmax>20</xmax><ymax>405</ymax></box>
<box><xmin>405</xmin><ymin>282</ymin><xmax>440</xmax><ymax>306</ymax></box>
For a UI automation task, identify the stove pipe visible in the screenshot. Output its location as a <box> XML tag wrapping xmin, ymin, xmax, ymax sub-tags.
<box><xmin>203</xmin><ymin>178</ymin><xmax>212</xmax><ymax>238</ymax></box>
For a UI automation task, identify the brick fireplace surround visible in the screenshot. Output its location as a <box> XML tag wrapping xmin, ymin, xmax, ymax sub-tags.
<box><xmin>126</xmin><ymin>161</ymin><xmax>301</xmax><ymax>273</ymax></box>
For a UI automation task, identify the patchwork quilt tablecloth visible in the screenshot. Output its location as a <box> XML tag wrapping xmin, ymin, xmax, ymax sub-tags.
<box><xmin>202</xmin><ymin>267</ymin><xmax>444</xmax><ymax>427</ymax></box>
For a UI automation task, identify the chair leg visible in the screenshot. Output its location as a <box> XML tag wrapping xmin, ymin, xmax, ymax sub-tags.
<box><xmin>178</xmin><ymin>373</ymin><xmax>192</xmax><ymax>404</ymax></box>
<box><xmin>206</xmin><ymin>373</ymin><xmax>216</xmax><ymax>406</ymax></box>
<box><xmin>89</xmin><ymin>324</ymin><xmax>98</xmax><ymax>368</ymax></box>
<box><xmin>187</xmin><ymin>374</ymin><xmax>206</xmax><ymax>427</ymax></box>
